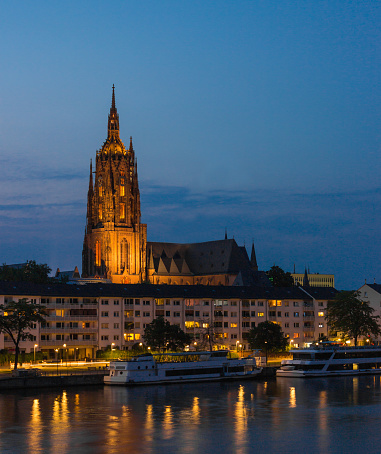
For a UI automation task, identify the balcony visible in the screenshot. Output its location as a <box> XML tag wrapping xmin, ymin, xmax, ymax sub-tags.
<box><xmin>303</xmin><ymin>315</ymin><xmax>315</xmax><ymax>321</ymax></box>
<box><xmin>41</xmin><ymin>327</ymin><xmax>97</xmax><ymax>334</ymax></box>
<box><xmin>39</xmin><ymin>339</ymin><xmax>98</xmax><ymax>347</ymax></box>
<box><xmin>46</xmin><ymin>314</ymin><xmax>98</xmax><ymax>321</ymax></box>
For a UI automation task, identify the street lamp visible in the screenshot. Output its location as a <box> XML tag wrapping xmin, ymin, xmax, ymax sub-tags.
<box><xmin>55</xmin><ymin>349</ymin><xmax>59</xmax><ymax>375</ymax></box>
<box><xmin>264</xmin><ymin>341</ymin><xmax>268</xmax><ymax>366</ymax></box>
<box><xmin>111</xmin><ymin>342</ymin><xmax>115</xmax><ymax>351</ymax></box>
<box><xmin>34</xmin><ymin>344</ymin><xmax>38</xmax><ymax>363</ymax></box>
<box><xmin>63</xmin><ymin>344</ymin><xmax>67</xmax><ymax>368</ymax></box>
<box><xmin>239</xmin><ymin>344</ymin><xmax>243</xmax><ymax>358</ymax></box>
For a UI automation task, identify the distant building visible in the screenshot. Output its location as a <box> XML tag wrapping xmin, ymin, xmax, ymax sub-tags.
<box><xmin>292</xmin><ymin>272</ymin><xmax>334</xmax><ymax>288</ymax></box>
<box><xmin>358</xmin><ymin>282</ymin><xmax>381</xmax><ymax>316</ymax></box>
<box><xmin>55</xmin><ymin>266</ymin><xmax>81</xmax><ymax>282</ymax></box>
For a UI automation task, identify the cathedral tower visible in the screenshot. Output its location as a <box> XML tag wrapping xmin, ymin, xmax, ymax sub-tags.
<box><xmin>82</xmin><ymin>86</ymin><xmax>147</xmax><ymax>283</ymax></box>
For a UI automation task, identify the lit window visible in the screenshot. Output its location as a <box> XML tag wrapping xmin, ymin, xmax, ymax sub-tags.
<box><xmin>318</xmin><ymin>312</ymin><xmax>324</xmax><ymax>317</ymax></box>
<box><xmin>96</xmin><ymin>241</ymin><xmax>101</xmax><ymax>266</ymax></box>
<box><xmin>294</xmin><ymin>333</ymin><xmax>300</xmax><ymax>338</ymax></box>
<box><xmin>120</xmin><ymin>240</ymin><xmax>128</xmax><ymax>271</ymax></box>
<box><xmin>120</xmin><ymin>178</ymin><xmax>125</xmax><ymax>196</ymax></box>
<box><xmin>230</xmin><ymin>323</ymin><xmax>238</xmax><ymax>328</ymax></box>
<box><xmin>120</xmin><ymin>203</ymin><xmax>125</xmax><ymax>219</ymax></box>
<box><xmin>258</xmin><ymin>312</ymin><xmax>264</xmax><ymax>317</ymax></box>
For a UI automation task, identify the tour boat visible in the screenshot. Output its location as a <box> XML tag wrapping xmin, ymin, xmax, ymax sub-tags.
<box><xmin>277</xmin><ymin>344</ymin><xmax>381</xmax><ymax>378</ymax></box>
<box><xmin>104</xmin><ymin>351</ymin><xmax>262</xmax><ymax>385</ymax></box>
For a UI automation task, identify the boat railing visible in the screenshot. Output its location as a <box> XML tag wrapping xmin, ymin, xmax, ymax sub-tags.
<box><xmin>307</xmin><ymin>344</ymin><xmax>381</xmax><ymax>351</ymax></box>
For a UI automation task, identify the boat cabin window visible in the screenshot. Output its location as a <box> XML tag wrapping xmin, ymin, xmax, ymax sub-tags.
<box><xmin>292</xmin><ymin>353</ymin><xmax>314</xmax><ymax>360</ymax></box>
<box><xmin>314</xmin><ymin>352</ymin><xmax>334</xmax><ymax>360</ymax></box>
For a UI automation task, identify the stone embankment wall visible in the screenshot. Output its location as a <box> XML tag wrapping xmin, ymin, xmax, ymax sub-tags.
<box><xmin>0</xmin><ymin>374</ymin><xmax>105</xmax><ymax>390</ymax></box>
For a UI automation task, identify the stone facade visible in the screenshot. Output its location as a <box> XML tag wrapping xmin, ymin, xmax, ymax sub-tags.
<box><xmin>82</xmin><ymin>86</ymin><xmax>147</xmax><ymax>283</ymax></box>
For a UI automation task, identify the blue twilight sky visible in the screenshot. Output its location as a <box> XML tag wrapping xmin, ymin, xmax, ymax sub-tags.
<box><xmin>0</xmin><ymin>1</ymin><xmax>380</xmax><ymax>289</ymax></box>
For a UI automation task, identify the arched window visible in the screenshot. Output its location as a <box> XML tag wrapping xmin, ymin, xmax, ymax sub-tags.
<box><xmin>120</xmin><ymin>173</ymin><xmax>125</xmax><ymax>197</ymax></box>
<box><xmin>98</xmin><ymin>178</ymin><xmax>103</xmax><ymax>197</ymax></box>
<box><xmin>120</xmin><ymin>203</ymin><xmax>125</xmax><ymax>220</ymax></box>
<box><xmin>120</xmin><ymin>239</ymin><xmax>128</xmax><ymax>272</ymax></box>
<box><xmin>99</xmin><ymin>205</ymin><xmax>103</xmax><ymax>220</ymax></box>
<box><xmin>96</xmin><ymin>241</ymin><xmax>101</xmax><ymax>267</ymax></box>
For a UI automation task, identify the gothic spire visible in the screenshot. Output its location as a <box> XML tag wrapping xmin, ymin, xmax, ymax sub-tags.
<box><xmin>108</xmin><ymin>84</ymin><xmax>119</xmax><ymax>138</ymax></box>
<box><xmin>303</xmin><ymin>268</ymin><xmax>310</xmax><ymax>287</ymax></box>
<box><xmin>111</xmin><ymin>84</ymin><xmax>116</xmax><ymax>110</ymax></box>
<box><xmin>250</xmin><ymin>239</ymin><xmax>258</xmax><ymax>271</ymax></box>
<box><xmin>89</xmin><ymin>159</ymin><xmax>93</xmax><ymax>190</ymax></box>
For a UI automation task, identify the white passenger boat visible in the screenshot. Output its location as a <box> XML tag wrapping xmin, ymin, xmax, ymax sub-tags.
<box><xmin>104</xmin><ymin>351</ymin><xmax>262</xmax><ymax>385</ymax></box>
<box><xmin>277</xmin><ymin>344</ymin><xmax>381</xmax><ymax>378</ymax></box>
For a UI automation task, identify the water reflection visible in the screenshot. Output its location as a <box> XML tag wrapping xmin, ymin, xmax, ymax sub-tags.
<box><xmin>1</xmin><ymin>377</ymin><xmax>381</xmax><ymax>453</ymax></box>
<box><xmin>234</xmin><ymin>385</ymin><xmax>248</xmax><ymax>454</ymax></box>
<box><xmin>289</xmin><ymin>386</ymin><xmax>296</xmax><ymax>408</ymax></box>
<box><xmin>28</xmin><ymin>399</ymin><xmax>41</xmax><ymax>453</ymax></box>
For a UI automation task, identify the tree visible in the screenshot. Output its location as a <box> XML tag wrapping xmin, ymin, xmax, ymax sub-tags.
<box><xmin>247</xmin><ymin>321</ymin><xmax>288</xmax><ymax>353</ymax></box>
<box><xmin>197</xmin><ymin>319</ymin><xmax>220</xmax><ymax>351</ymax></box>
<box><xmin>326</xmin><ymin>291</ymin><xmax>381</xmax><ymax>346</ymax></box>
<box><xmin>0</xmin><ymin>261</ymin><xmax>51</xmax><ymax>284</ymax></box>
<box><xmin>266</xmin><ymin>266</ymin><xmax>294</xmax><ymax>287</ymax></box>
<box><xmin>0</xmin><ymin>299</ymin><xmax>46</xmax><ymax>370</ymax></box>
<box><xmin>143</xmin><ymin>317</ymin><xmax>191</xmax><ymax>352</ymax></box>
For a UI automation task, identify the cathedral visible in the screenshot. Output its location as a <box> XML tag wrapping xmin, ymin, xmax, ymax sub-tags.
<box><xmin>82</xmin><ymin>87</ymin><xmax>264</xmax><ymax>286</ymax></box>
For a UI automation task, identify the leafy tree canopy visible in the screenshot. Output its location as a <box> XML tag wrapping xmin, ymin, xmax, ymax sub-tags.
<box><xmin>0</xmin><ymin>261</ymin><xmax>51</xmax><ymax>284</ymax></box>
<box><xmin>197</xmin><ymin>320</ymin><xmax>220</xmax><ymax>351</ymax></box>
<box><xmin>143</xmin><ymin>317</ymin><xmax>191</xmax><ymax>352</ymax></box>
<box><xmin>0</xmin><ymin>299</ymin><xmax>46</xmax><ymax>369</ymax></box>
<box><xmin>326</xmin><ymin>291</ymin><xmax>381</xmax><ymax>346</ymax></box>
<box><xmin>266</xmin><ymin>265</ymin><xmax>294</xmax><ymax>287</ymax></box>
<box><xmin>247</xmin><ymin>321</ymin><xmax>288</xmax><ymax>353</ymax></box>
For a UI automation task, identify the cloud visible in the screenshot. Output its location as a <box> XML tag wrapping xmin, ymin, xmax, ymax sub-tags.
<box><xmin>0</xmin><ymin>176</ymin><xmax>379</xmax><ymax>290</ymax></box>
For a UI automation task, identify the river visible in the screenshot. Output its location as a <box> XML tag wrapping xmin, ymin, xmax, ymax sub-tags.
<box><xmin>0</xmin><ymin>376</ymin><xmax>381</xmax><ymax>453</ymax></box>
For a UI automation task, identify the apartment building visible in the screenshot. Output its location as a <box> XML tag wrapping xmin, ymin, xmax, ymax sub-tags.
<box><xmin>0</xmin><ymin>282</ymin><xmax>337</xmax><ymax>358</ymax></box>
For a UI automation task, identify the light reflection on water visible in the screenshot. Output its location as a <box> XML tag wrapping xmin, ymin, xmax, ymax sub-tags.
<box><xmin>1</xmin><ymin>376</ymin><xmax>381</xmax><ymax>453</ymax></box>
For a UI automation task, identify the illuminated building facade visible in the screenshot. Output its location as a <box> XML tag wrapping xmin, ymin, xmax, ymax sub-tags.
<box><xmin>0</xmin><ymin>282</ymin><xmax>337</xmax><ymax>358</ymax></box>
<box><xmin>82</xmin><ymin>86</ymin><xmax>147</xmax><ymax>284</ymax></box>
<box><xmin>292</xmin><ymin>273</ymin><xmax>335</xmax><ymax>288</ymax></box>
